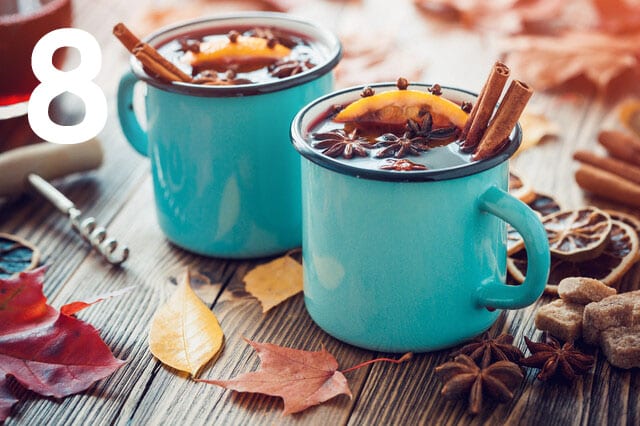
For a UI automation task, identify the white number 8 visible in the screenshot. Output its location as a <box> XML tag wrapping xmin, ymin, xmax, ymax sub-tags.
<box><xmin>28</xmin><ymin>28</ymin><xmax>107</xmax><ymax>145</ymax></box>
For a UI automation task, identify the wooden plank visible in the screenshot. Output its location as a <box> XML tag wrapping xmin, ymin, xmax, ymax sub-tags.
<box><xmin>4</xmin><ymin>0</ymin><xmax>640</xmax><ymax>424</ymax></box>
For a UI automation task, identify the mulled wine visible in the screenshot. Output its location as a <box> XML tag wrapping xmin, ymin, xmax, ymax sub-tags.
<box><xmin>0</xmin><ymin>0</ymin><xmax>71</xmax><ymax>116</ymax></box>
<box><xmin>304</xmin><ymin>82</ymin><xmax>475</xmax><ymax>173</ymax></box>
<box><xmin>154</xmin><ymin>25</ymin><xmax>323</xmax><ymax>86</ymax></box>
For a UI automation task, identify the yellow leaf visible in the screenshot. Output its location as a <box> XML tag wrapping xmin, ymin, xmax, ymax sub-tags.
<box><xmin>244</xmin><ymin>254</ymin><xmax>303</xmax><ymax>313</ymax></box>
<box><xmin>149</xmin><ymin>270</ymin><xmax>224</xmax><ymax>377</ymax></box>
<box><xmin>515</xmin><ymin>112</ymin><xmax>559</xmax><ymax>156</ymax></box>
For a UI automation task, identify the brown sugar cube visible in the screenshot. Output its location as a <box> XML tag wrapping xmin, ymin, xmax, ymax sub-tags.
<box><xmin>557</xmin><ymin>277</ymin><xmax>616</xmax><ymax>305</ymax></box>
<box><xmin>535</xmin><ymin>299</ymin><xmax>584</xmax><ymax>342</ymax></box>
<box><xmin>582</xmin><ymin>291</ymin><xmax>640</xmax><ymax>345</ymax></box>
<box><xmin>600</xmin><ymin>325</ymin><xmax>640</xmax><ymax>369</ymax></box>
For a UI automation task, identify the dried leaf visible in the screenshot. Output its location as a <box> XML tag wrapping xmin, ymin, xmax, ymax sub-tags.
<box><xmin>502</xmin><ymin>31</ymin><xmax>640</xmax><ymax>92</ymax></box>
<box><xmin>0</xmin><ymin>233</ymin><xmax>40</xmax><ymax>279</ymax></box>
<box><xmin>200</xmin><ymin>339</ymin><xmax>352</xmax><ymax>415</ymax></box>
<box><xmin>149</xmin><ymin>270</ymin><xmax>224</xmax><ymax>377</ymax></box>
<box><xmin>515</xmin><ymin>111</ymin><xmax>560</xmax><ymax>156</ymax></box>
<box><xmin>0</xmin><ymin>269</ymin><xmax>125</xmax><ymax>422</ymax></box>
<box><xmin>413</xmin><ymin>0</ymin><xmax>568</xmax><ymax>34</ymax></box>
<box><xmin>243</xmin><ymin>254</ymin><xmax>303</xmax><ymax>313</ymax></box>
<box><xmin>594</xmin><ymin>0</ymin><xmax>640</xmax><ymax>34</ymax></box>
<box><xmin>60</xmin><ymin>286</ymin><xmax>136</xmax><ymax>316</ymax></box>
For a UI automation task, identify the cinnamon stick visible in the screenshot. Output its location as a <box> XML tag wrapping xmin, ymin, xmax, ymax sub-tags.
<box><xmin>132</xmin><ymin>47</ymin><xmax>185</xmax><ymax>83</ymax></box>
<box><xmin>461</xmin><ymin>61</ymin><xmax>510</xmax><ymax>152</ymax></box>
<box><xmin>573</xmin><ymin>150</ymin><xmax>640</xmax><ymax>185</ymax></box>
<box><xmin>598</xmin><ymin>130</ymin><xmax>640</xmax><ymax>166</ymax></box>
<box><xmin>113</xmin><ymin>22</ymin><xmax>139</xmax><ymax>53</ymax></box>
<box><xmin>113</xmin><ymin>23</ymin><xmax>192</xmax><ymax>83</ymax></box>
<box><xmin>472</xmin><ymin>80</ymin><xmax>533</xmax><ymax>161</ymax></box>
<box><xmin>575</xmin><ymin>164</ymin><xmax>640</xmax><ymax>208</ymax></box>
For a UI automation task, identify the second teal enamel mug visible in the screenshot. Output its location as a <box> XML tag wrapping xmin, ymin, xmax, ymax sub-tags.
<box><xmin>117</xmin><ymin>13</ymin><xmax>341</xmax><ymax>258</ymax></box>
<box><xmin>291</xmin><ymin>84</ymin><xmax>550</xmax><ymax>352</ymax></box>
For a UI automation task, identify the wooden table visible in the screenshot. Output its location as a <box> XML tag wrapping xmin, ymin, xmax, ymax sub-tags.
<box><xmin>2</xmin><ymin>0</ymin><xmax>639</xmax><ymax>424</ymax></box>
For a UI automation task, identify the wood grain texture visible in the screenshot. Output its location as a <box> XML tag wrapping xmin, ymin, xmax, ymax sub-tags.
<box><xmin>2</xmin><ymin>0</ymin><xmax>640</xmax><ymax>425</ymax></box>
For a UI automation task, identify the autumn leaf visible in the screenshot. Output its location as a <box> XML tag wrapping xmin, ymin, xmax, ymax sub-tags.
<box><xmin>149</xmin><ymin>270</ymin><xmax>224</xmax><ymax>377</ymax></box>
<box><xmin>503</xmin><ymin>31</ymin><xmax>640</xmax><ymax>92</ymax></box>
<box><xmin>200</xmin><ymin>339</ymin><xmax>412</xmax><ymax>415</ymax></box>
<box><xmin>515</xmin><ymin>111</ymin><xmax>559</xmax><ymax>156</ymax></box>
<box><xmin>0</xmin><ymin>269</ymin><xmax>125</xmax><ymax>422</ymax></box>
<box><xmin>243</xmin><ymin>253</ymin><xmax>303</xmax><ymax>313</ymax></box>
<box><xmin>413</xmin><ymin>0</ymin><xmax>567</xmax><ymax>34</ymax></box>
<box><xmin>594</xmin><ymin>0</ymin><xmax>640</xmax><ymax>34</ymax></box>
<box><xmin>61</xmin><ymin>286</ymin><xmax>136</xmax><ymax>316</ymax></box>
<box><xmin>201</xmin><ymin>339</ymin><xmax>352</xmax><ymax>414</ymax></box>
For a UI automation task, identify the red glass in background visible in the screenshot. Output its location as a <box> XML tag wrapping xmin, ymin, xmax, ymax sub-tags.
<box><xmin>0</xmin><ymin>0</ymin><xmax>72</xmax><ymax>116</ymax></box>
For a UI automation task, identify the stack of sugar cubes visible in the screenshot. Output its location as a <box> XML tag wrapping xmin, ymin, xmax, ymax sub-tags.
<box><xmin>535</xmin><ymin>277</ymin><xmax>640</xmax><ymax>369</ymax></box>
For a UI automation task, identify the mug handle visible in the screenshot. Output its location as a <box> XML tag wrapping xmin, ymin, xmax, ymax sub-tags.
<box><xmin>117</xmin><ymin>71</ymin><xmax>148</xmax><ymax>157</ymax></box>
<box><xmin>476</xmin><ymin>185</ymin><xmax>550</xmax><ymax>309</ymax></box>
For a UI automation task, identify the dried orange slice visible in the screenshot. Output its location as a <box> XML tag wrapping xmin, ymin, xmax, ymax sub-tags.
<box><xmin>606</xmin><ymin>209</ymin><xmax>640</xmax><ymax>262</ymax></box>
<box><xmin>508</xmin><ymin>171</ymin><xmax>536</xmax><ymax>204</ymax></box>
<box><xmin>528</xmin><ymin>192</ymin><xmax>562</xmax><ymax>217</ymax></box>
<box><xmin>0</xmin><ymin>233</ymin><xmax>40</xmax><ymax>278</ymax></box>
<box><xmin>507</xmin><ymin>219</ymin><xmax>639</xmax><ymax>288</ymax></box>
<box><xmin>543</xmin><ymin>207</ymin><xmax>612</xmax><ymax>262</ymax></box>
<box><xmin>617</xmin><ymin>98</ymin><xmax>640</xmax><ymax>139</ymax></box>
<box><xmin>507</xmin><ymin>192</ymin><xmax>562</xmax><ymax>256</ymax></box>
<box><xmin>184</xmin><ymin>36</ymin><xmax>291</xmax><ymax>72</ymax></box>
<box><xmin>334</xmin><ymin>90</ymin><xmax>468</xmax><ymax>129</ymax></box>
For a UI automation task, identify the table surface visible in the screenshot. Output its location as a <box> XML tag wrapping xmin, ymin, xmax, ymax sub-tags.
<box><xmin>2</xmin><ymin>0</ymin><xmax>639</xmax><ymax>425</ymax></box>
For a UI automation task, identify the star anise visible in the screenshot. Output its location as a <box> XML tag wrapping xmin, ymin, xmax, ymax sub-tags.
<box><xmin>269</xmin><ymin>59</ymin><xmax>315</xmax><ymax>78</ymax></box>
<box><xmin>379</xmin><ymin>158</ymin><xmax>427</xmax><ymax>171</ymax></box>
<box><xmin>374</xmin><ymin>132</ymin><xmax>428</xmax><ymax>158</ymax></box>
<box><xmin>405</xmin><ymin>116</ymin><xmax>459</xmax><ymax>146</ymax></box>
<box><xmin>435</xmin><ymin>355</ymin><xmax>523</xmax><ymax>415</ymax></box>
<box><xmin>519</xmin><ymin>335</ymin><xmax>594</xmax><ymax>381</ymax></box>
<box><xmin>451</xmin><ymin>332</ymin><xmax>523</xmax><ymax>368</ymax></box>
<box><xmin>405</xmin><ymin>114</ymin><xmax>433</xmax><ymax>138</ymax></box>
<box><xmin>312</xmin><ymin>129</ymin><xmax>374</xmax><ymax>159</ymax></box>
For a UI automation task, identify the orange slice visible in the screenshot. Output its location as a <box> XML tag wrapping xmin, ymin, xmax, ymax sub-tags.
<box><xmin>507</xmin><ymin>192</ymin><xmax>562</xmax><ymax>256</ymax></box>
<box><xmin>606</xmin><ymin>209</ymin><xmax>640</xmax><ymax>262</ymax></box>
<box><xmin>507</xmin><ymin>219</ymin><xmax>639</xmax><ymax>288</ymax></box>
<box><xmin>543</xmin><ymin>207</ymin><xmax>612</xmax><ymax>262</ymax></box>
<box><xmin>184</xmin><ymin>36</ymin><xmax>291</xmax><ymax>72</ymax></box>
<box><xmin>334</xmin><ymin>90</ymin><xmax>468</xmax><ymax>129</ymax></box>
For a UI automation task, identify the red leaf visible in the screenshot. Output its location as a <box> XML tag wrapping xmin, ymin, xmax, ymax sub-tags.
<box><xmin>594</xmin><ymin>0</ymin><xmax>640</xmax><ymax>34</ymax></box>
<box><xmin>200</xmin><ymin>339</ymin><xmax>352</xmax><ymax>414</ymax></box>
<box><xmin>61</xmin><ymin>286</ymin><xmax>135</xmax><ymax>316</ymax></box>
<box><xmin>0</xmin><ymin>269</ymin><xmax>124</xmax><ymax>421</ymax></box>
<box><xmin>0</xmin><ymin>267</ymin><xmax>57</xmax><ymax>337</ymax></box>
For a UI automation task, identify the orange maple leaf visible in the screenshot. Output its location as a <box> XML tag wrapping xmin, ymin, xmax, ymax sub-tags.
<box><xmin>594</xmin><ymin>0</ymin><xmax>640</xmax><ymax>34</ymax></box>
<box><xmin>503</xmin><ymin>31</ymin><xmax>640</xmax><ymax>91</ymax></box>
<box><xmin>413</xmin><ymin>0</ymin><xmax>567</xmax><ymax>34</ymax></box>
<box><xmin>200</xmin><ymin>339</ymin><xmax>352</xmax><ymax>414</ymax></box>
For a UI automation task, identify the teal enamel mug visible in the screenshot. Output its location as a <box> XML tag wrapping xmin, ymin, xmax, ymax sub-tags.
<box><xmin>117</xmin><ymin>13</ymin><xmax>341</xmax><ymax>258</ymax></box>
<box><xmin>290</xmin><ymin>84</ymin><xmax>550</xmax><ymax>352</ymax></box>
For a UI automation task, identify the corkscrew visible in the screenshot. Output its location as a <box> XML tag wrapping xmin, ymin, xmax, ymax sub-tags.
<box><xmin>26</xmin><ymin>173</ymin><xmax>129</xmax><ymax>265</ymax></box>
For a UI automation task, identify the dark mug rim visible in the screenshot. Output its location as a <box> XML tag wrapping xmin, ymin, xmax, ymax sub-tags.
<box><xmin>290</xmin><ymin>83</ymin><xmax>521</xmax><ymax>182</ymax></box>
<box><xmin>129</xmin><ymin>12</ymin><xmax>342</xmax><ymax>98</ymax></box>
